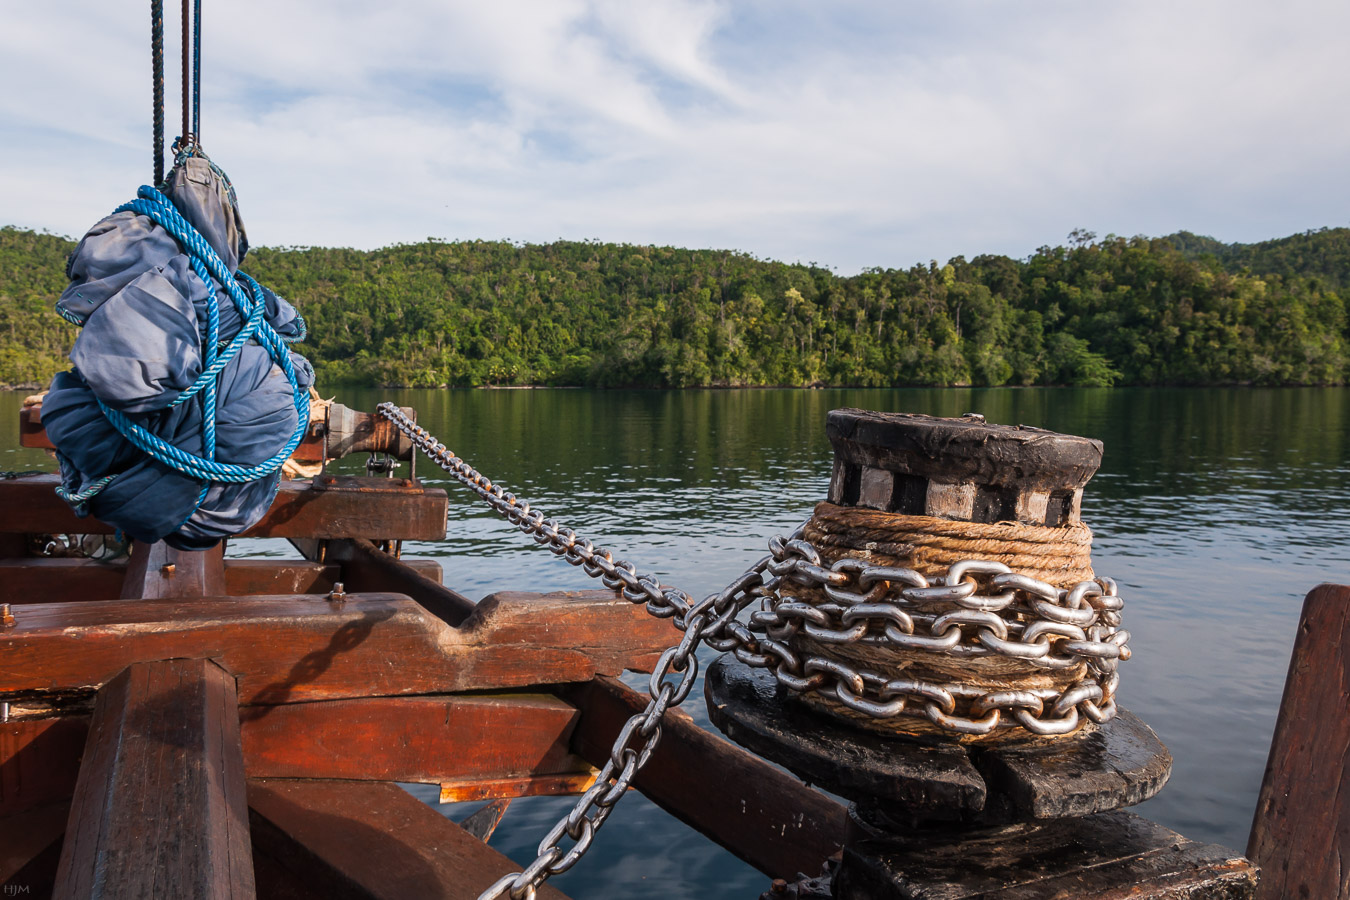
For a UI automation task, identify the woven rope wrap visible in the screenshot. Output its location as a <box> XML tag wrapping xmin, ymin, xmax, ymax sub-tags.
<box><xmin>804</xmin><ymin>503</ymin><xmax>1095</xmax><ymax>586</ymax></box>
<box><xmin>789</xmin><ymin>501</ymin><xmax>1097</xmax><ymax>742</ymax></box>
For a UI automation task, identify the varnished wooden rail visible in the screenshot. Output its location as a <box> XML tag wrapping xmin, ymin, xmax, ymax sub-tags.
<box><xmin>0</xmin><ymin>474</ymin><xmax>449</xmax><ymax>541</ymax></box>
<box><xmin>0</xmin><ymin>554</ymin><xmax>445</xmax><ymax>604</ymax></box>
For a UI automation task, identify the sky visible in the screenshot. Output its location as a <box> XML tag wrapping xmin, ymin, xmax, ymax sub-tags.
<box><xmin>2</xmin><ymin>1</ymin><xmax>1348</xmax><ymax>274</ymax></box>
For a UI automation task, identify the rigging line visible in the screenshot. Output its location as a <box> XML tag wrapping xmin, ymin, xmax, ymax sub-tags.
<box><xmin>181</xmin><ymin>0</ymin><xmax>190</xmax><ymax>142</ymax></box>
<box><xmin>151</xmin><ymin>0</ymin><xmax>164</xmax><ymax>184</ymax></box>
<box><xmin>192</xmin><ymin>0</ymin><xmax>201</xmax><ymax>139</ymax></box>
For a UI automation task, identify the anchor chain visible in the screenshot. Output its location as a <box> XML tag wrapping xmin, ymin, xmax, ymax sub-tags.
<box><xmin>375</xmin><ymin>403</ymin><xmax>1129</xmax><ymax>898</ymax></box>
<box><xmin>378</xmin><ymin>403</ymin><xmax>775</xmax><ymax>900</ymax></box>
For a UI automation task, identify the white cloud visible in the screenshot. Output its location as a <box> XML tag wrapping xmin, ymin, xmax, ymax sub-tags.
<box><xmin>2</xmin><ymin>0</ymin><xmax>1347</xmax><ymax>272</ymax></box>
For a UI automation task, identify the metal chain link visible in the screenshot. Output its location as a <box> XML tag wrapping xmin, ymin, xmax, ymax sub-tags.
<box><xmin>379</xmin><ymin>404</ymin><xmax>774</xmax><ymax>900</ymax></box>
<box><xmin>376</xmin><ymin>403</ymin><xmax>1130</xmax><ymax>898</ymax></box>
<box><xmin>749</xmin><ymin>549</ymin><xmax>1127</xmax><ymax>736</ymax></box>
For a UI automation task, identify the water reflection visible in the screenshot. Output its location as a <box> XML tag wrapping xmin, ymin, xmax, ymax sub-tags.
<box><xmin>3</xmin><ymin>386</ymin><xmax>1348</xmax><ymax>897</ymax></box>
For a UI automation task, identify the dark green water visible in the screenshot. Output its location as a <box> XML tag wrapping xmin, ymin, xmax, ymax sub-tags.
<box><xmin>4</xmin><ymin>387</ymin><xmax>1348</xmax><ymax>898</ymax></box>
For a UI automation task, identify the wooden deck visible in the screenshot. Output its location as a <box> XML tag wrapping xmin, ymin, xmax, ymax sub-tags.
<box><xmin>0</xmin><ymin>470</ymin><xmax>849</xmax><ymax>898</ymax></box>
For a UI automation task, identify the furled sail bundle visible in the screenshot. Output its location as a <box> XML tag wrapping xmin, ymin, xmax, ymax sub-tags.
<box><xmin>42</xmin><ymin>148</ymin><xmax>313</xmax><ymax>549</ymax></box>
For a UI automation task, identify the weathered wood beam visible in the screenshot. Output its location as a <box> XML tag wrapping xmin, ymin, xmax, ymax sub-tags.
<box><xmin>0</xmin><ymin>800</ymin><xmax>67</xmax><ymax>886</ymax></box>
<box><xmin>4</xmin><ymin>693</ymin><xmax>595</xmax><ymax>820</ymax></box>
<box><xmin>0</xmin><ymin>556</ymin><xmax>442</xmax><ymax>604</ymax></box>
<box><xmin>465</xmin><ymin>589</ymin><xmax>676</xmax><ymax>675</ymax></box>
<box><xmin>225</xmin><ymin>558</ymin><xmax>345</xmax><ymax>597</ymax></box>
<box><xmin>247</xmin><ymin>476</ymin><xmax>446</xmax><ymax>540</ymax></box>
<box><xmin>0</xmin><ymin>558</ymin><xmax>126</xmax><ymax>604</ymax></box>
<box><xmin>1248</xmin><ymin>582</ymin><xmax>1350</xmax><ymax>900</ymax></box>
<box><xmin>296</xmin><ymin>537</ymin><xmax>474</xmax><ymax>626</ymax></box>
<box><xmin>247</xmin><ymin>779</ymin><xmax>573</xmax><ymax>900</ymax></box>
<box><xmin>837</xmin><ymin>809</ymin><xmax>1257</xmax><ymax>898</ymax></box>
<box><xmin>241</xmin><ymin>694</ymin><xmax>590</xmax><ymax>787</ymax></box>
<box><xmin>559</xmin><ymin>676</ymin><xmax>849</xmax><ymax>880</ymax></box>
<box><xmin>0</xmin><ymin>591</ymin><xmax>674</xmax><ymax>705</ymax></box>
<box><xmin>0</xmin><ymin>715</ymin><xmax>88</xmax><ymax>816</ymax></box>
<box><xmin>0</xmin><ymin>834</ymin><xmax>62</xmax><ymax>900</ymax></box>
<box><xmin>53</xmin><ymin>658</ymin><xmax>255</xmax><ymax>899</ymax></box>
<box><xmin>0</xmin><ymin>474</ymin><xmax>448</xmax><ymax>541</ymax></box>
<box><xmin>121</xmin><ymin>540</ymin><xmax>226</xmax><ymax>599</ymax></box>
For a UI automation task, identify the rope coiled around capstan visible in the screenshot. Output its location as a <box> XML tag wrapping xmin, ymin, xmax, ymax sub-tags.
<box><xmin>803</xmin><ymin>502</ymin><xmax>1096</xmax><ymax>585</ymax></box>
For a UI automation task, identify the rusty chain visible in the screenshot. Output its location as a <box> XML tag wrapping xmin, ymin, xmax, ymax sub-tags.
<box><xmin>376</xmin><ymin>403</ymin><xmax>1129</xmax><ymax>899</ymax></box>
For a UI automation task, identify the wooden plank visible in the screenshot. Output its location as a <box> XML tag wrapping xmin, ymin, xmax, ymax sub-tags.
<box><xmin>120</xmin><ymin>540</ymin><xmax>226</xmax><ymax>600</ymax></box>
<box><xmin>0</xmin><ymin>558</ymin><xmax>126</xmax><ymax>604</ymax></box>
<box><xmin>247</xmin><ymin>476</ymin><xmax>447</xmax><ymax>541</ymax></box>
<box><xmin>0</xmin><ymin>716</ymin><xmax>88</xmax><ymax>816</ymax></box>
<box><xmin>438</xmin><ymin>772</ymin><xmax>599</xmax><ymax>804</ymax></box>
<box><xmin>837</xmin><ymin>809</ymin><xmax>1256</xmax><ymax>899</ymax></box>
<box><xmin>0</xmin><ymin>474</ymin><xmax>448</xmax><ymax>541</ymax></box>
<box><xmin>21</xmin><ymin>402</ymin><xmax>412</xmax><ymax>463</ymax></box>
<box><xmin>2</xmin><ymin>693</ymin><xmax>592</xmax><ymax>818</ymax></box>
<box><xmin>241</xmin><ymin>694</ymin><xmax>590</xmax><ymax>786</ymax></box>
<box><xmin>53</xmin><ymin>658</ymin><xmax>255</xmax><ymax>899</ymax></box>
<box><xmin>1</xmin><ymin>835</ymin><xmax>62</xmax><ymax>900</ymax></box>
<box><xmin>560</xmin><ymin>676</ymin><xmax>848</xmax><ymax>879</ymax></box>
<box><xmin>17</xmin><ymin>405</ymin><xmax>52</xmax><ymax>450</ymax></box>
<box><xmin>247</xmin><ymin>779</ymin><xmax>572</xmax><ymax>900</ymax></box>
<box><xmin>1248</xmin><ymin>582</ymin><xmax>1350</xmax><ymax>900</ymax></box>
<box><xmin>467</xmin><ymin>589</ymin><xmax>678</xmax><ymax>675</ymax></box>
<box><xmin>0</xmin><ymin>800</ymin><xmax>67</xmax><ymax>885</ymax></box>
<box><xmin>0</xmin><ymin>557</ymin><xmax>440</xmax><ymax>604</ymax></box>
<box><xmin>309</xmin><ymin>538</ymin><xmax>474</xmax><ymax>626</ymax></box>
<box><xmin>229</xmin><ymin>557</ymin><xmax>440</xmax><ymax>595</ymax></box>
<box><xmin>225</xmin><ymin>559</ymin><xmax>343</xmax><ymax>596</ymax></box>
<box><xmin>0</xmin><ymin>592</ymin><xmax>668</xmax><ymax>704</ymax></box>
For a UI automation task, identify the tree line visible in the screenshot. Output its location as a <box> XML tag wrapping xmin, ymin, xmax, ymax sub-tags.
<box><xmin>1</xmin><ymin>223</ymin><xmax>1346</xmax><ymax>389</ymax></box>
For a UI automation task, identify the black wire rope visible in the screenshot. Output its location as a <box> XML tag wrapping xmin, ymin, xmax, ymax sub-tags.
<box><xmin>151</xmin><ymin>0</ymin><xmax>164</xmax><ymax>184</ymax></box>
<box><xmin>180</xmin><ymin>0</ymin><xmax>190</xmax><ymax>144</ymax></box>
<box><xmin>192</xmin><ymin>0</ymin><xmax>201</xmax><ymax>139</ymax></box>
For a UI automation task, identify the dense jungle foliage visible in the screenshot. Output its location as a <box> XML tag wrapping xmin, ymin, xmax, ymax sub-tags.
<box><xmin>1</xmin><ymin>223</ymin><xmax>1347</xmax><ymax>388</ymax></box>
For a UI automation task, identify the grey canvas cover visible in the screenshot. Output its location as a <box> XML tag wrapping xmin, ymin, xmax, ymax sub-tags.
<box><xmin>43</xmin><ymin>157</ymin><xmax>313</xmax><ymax>549</ymax></box>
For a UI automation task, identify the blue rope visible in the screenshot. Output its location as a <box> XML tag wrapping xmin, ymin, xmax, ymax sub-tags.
<box><xmin>55</xmin><ymin>472</ymin><xmax>119</xmax><ymax>515</ymax></box>
<box><xmin>60</xmin><ymin>183</ymin><xmax>309</xmax><ymax>513</ymax></box>
<box><xmin>56</xmin><ymin>306</ymin><xmax>87</xmax><ymax>327</ymax></box>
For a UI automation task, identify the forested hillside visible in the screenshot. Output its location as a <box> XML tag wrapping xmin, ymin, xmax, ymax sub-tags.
<box><xmin>1164</xmin><ymin>227</ymin><xmax>1350</xmax><ymax>290</ymax></box>
<box><xmin>2</xmin><ymin>224</ymin><xmax>1346</xmax><ymax>389</ymax></box>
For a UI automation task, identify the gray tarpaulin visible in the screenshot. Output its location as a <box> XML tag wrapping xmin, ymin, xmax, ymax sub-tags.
<box><xmin>43</xmin><ymin>157</ymin><xmax>313</xmax><ymax>549</ymax></box>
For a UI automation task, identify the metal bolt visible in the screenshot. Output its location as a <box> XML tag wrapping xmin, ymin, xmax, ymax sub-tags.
<box><xmin>0</xmin><ymin>603</ymin><xmax>12</xmax><ymax>628</ymax></box>
<box><xmin>161</xmin><ymin>563</ymin><xmax>176</xmax><ymax>575</ymax></box>
<box><xmin>770</xmin><ymin>879</ymin><xmax>788</xmax><ymax>895</ymax></box>
<box><xmin>328</xmin><ymin>581</ymin><xmax>347</xmax><ymax>603</ymax></box>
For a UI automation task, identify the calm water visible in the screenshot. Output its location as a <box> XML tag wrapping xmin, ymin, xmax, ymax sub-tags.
<box><xmin>4</xmin><ymin>387</ymin><xmax>1349</xmax><ymax>898</ymax></box>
